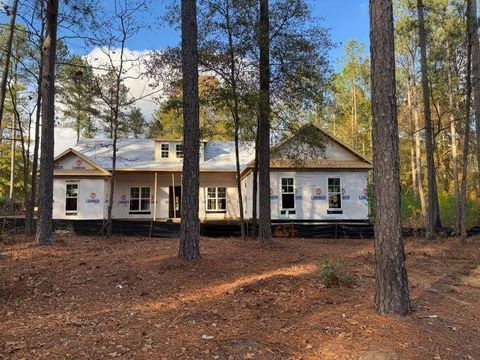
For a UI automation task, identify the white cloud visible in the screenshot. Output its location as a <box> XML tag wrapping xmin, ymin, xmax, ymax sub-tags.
<box><xmin>54</xmin><ymin>127</ymin><xmax>77</xmax><ymax>156</ymax></box>
<box><xmin>85</xmin><ymin>47</ymin><xmax>165</xmax><ymax>121</ymax></box>
<box><xmin>54</xmin><ymin>47</ymin><xmax>167</xmax><ymax>156</ymax></box>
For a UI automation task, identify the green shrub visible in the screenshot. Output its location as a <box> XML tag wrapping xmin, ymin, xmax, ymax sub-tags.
<box><xmin>317</xmin><ymin>257</ymin><xmax>354</xmax><ymax>288</ymax></box>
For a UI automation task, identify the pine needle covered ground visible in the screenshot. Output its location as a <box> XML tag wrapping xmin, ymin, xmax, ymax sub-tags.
<box><xmin>1</xmin><ymin>235</ymin><xmax>479</xmax><ymax>359</ymax></box>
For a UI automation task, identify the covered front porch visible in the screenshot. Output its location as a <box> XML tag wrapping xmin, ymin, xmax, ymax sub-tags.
<box><xmin>111</xmin><ymin>171</ymin><xmax>240</xmax><ymax>222</ymax></box>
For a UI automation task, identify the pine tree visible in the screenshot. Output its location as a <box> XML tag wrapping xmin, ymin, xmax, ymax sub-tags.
<box><xmin>57</xmin><ymin>56</ymin><xmax>99</xmax><ymax>141</ymax></box>
<box><xmin>36</xmin><ymin>0</ymin><xmax>60</xmax><ymax>246</ymax></box>
<box><xmin>178</xmin><ymin>0</ymin><xmax>201</xmax><ymax>260</ymax></box>
<box><xmin>416</xmin><ymin>0</ymin><xmax>442</xmax><ymax>238</ymax></box>
<box><xmin>369</xmin><ymin>0</ymin><xmax>411</xmax><ymax>315</ymax></box>
<box><xmin>119</xmin><ymin>107</ymin><xmax>146</xmax><ymax>138</ymax></box>
<box><xmin>257</xmin><ymin>0</ymin><xmax>272</xmax><ymax>244</ymax></box>
<box><xmin>0</xmin><ymin>0</ymin><xmax>18</xmax><ymax>135</ymax></box>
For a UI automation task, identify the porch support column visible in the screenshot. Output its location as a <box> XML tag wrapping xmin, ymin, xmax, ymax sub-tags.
<box><xmin>153</xmin><ymin>172</ymin><xmax>158</xmax><ymax>221</ymax></box>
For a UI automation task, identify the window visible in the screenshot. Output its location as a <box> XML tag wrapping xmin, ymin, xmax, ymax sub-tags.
<box><xmin>65</xmin><ymin>184</ymin><xmax>78</xmax><ymax>214</ymax></box>
<box><xmin>130</xmin><ymin>187</ymin><xmax>151</xmax><ymax>213</ymax></box>
<box><xmin>328</xmin><ymin>178</ymin><xmax>342</xmax><ymax>209</ymax></box>
<box><xmin>176</xmin><ymin>144</ymin><xmax>183</xmax><ymax>158</ymax></box>
<box><xmin>161</xmin><ymin>144</ymin><xmax>169</xmax><ymax>158</ymax></box>
<box><xmin>281</xmin><ymin>178</ymin><xmax>295</xmax><ymax>210</ymax></box>
<box><xmin>206</xmin><ymin>187</ymin><xmax>227</xmax><ymax>212</ymax></box>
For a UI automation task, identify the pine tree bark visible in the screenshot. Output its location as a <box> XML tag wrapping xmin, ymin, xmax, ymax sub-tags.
<box><xmin>407</xmin><ymin>82</ymin><xmax>417</xmax><ymax>198</ymax></box>
<box><xmin>470</xmin><ymin>0</ymin><xmax>480</xmax><ymax>193</ymax></box>
<box><xmin>447</xmin><ymin>44</ymin><xmax>461</xmax><ymax>233</ymax></box>
<box><xmin>369</xmin><ymin>0</ymin><xmax>411</xmax><ymax>316</ymax></box>
<box><xmin>35</xmin><ymin>0</ymin><xmax>59</xmax><ymax>245</ymax></box>
<box><xmin>26</xmin><ymin>12</ymin><xmax>45</xmax><ymax>236</ymax></box>
<box><xmin>0</xmin><ymin>0</ymin><xmax>18</xmax><ymax>135</ymax></box>
<box><xmin>10</xmin><ymin>77</ymin><xmax>32</xmax><ymax>226</ymax></box>
<box><xmin>460</xmin><ymin>0</ymin><xmax>474</xmax><ymax>242</ymax></box>
<box><xmin>412</xmin><ymin>86</ymin><xmax>426</xmax><ymax>217</ymax></box>
<box><xmin>9</xmin><ymin>113</ymin><xmax>16</xmax><ymax>202</ymax></box>
<box><xmin>179</xmin><ymin>0</ymin><xmax>201</xmax><ymax>260</ymax></box>
<box><xmin>417</xmin><ymin>0</ymin><xmax>442</xmax><ymax>238</ymax></box>
<box><xmin>251</xmin><ymin>127</ymin><xmax>259</xmax><ymax>237</ymax></box>
<box><xmin>257</xmin><ymin>0</ymin><xmax>272</xmax><ymax>244</ymax></box>
<box><xmin>352</xmin><ymin>83</ymin><xmax>359</xmax><ymax>150</ymax></box>
<box><xmin>225</xmin><ymin>2</ymin><xmax>245</xmax><ymax>240</ymax></box>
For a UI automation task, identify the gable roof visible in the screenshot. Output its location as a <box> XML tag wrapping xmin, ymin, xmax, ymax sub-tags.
<box><xmin>54</xmin><ymin>148</ymin><xmax>111</xmax><ymax>176</ymax></box>
<box><xmin>54</xmin><ymin>124</ymin><xmax>371</xmax><ymax>176</ymax></box>
<box><xmin>241</xmin><ymin>123</ymin><xmax>372</xmax><ymax>177</ymax></box>
<box><xmin>270</xmin><ymin>123</ymin><xmax>372</xmax><ymax>164</ymax></box>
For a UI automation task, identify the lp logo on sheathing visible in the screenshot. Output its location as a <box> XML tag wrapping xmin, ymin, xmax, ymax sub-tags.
<box><xmin>86</xmin><ymin>192</ymin><xmax>100</xmax><ymax>204</ymax></box>
<box><xmin>311</xmin><ymin>187</ymin><xmax>326</xmax><ymax>200</ymax></box>
<box><xmin>73</xmin><ymin>158</ymin><xmax>86</xmax><ymax>170</ymax></box>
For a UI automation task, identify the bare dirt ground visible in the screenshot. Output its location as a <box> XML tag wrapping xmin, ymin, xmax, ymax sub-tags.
<box><xmin>1</xmin><ymin>234</ymin><xmax>479</xmax><ymax>360</ymax></box>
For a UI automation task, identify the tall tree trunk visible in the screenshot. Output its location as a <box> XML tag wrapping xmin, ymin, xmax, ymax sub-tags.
<box><xmin>10</xmin><ymin>82</ymin><xmax>32</xmax><ymax>224</ymax></box>
<box><xmin>410</xmin><ymin>54</ymin><xmax>427</xmax><ymax>217</ymax></box>
<box><xmin>251</xmin><ymin>126</ymin><xmax>259</xmax><ymax>237</ymax></box>
<box><xmin>35</xmin><ymin>0</ymin><xmax>59</xmax><ymax>245</ymax></box>
<box><xmin>417</xmin><ymin>0</ymin><xmax>442</xmax><ymax>238</ymax></box>
<box><xmin>413</xmin><ymin>81</ymin><xmax>427</xmax><ymax>219</ymax></box>
<box><xmin>225</xmin><ymin>2</ymin><xmax>245</xmax><ymax>240</ymax></box>
<box><xmin>369</xmin><ymin>0</ymin><xmax>411</xmax><ymax>316</ymax></box>
<box><xmin>234</xmin><ymin>123</ymin><xmax>246</xmax><ymax>240</ymax></box>
<box><xmin>106</xmin><ymin>35</ymin><xmax>128</xmax><ymax>237</ymax></box>
<box><xmin>26</xmin><ymin>13</ymin><xmax>45</xmax><ymax>236</ymax></box>
<box><xmin>179</xmin><ymin>0</ymin><xmax>200</xmax><ymax>260</ymax></box>
<box><xmin>410</xmin><ymin>146</ymin><xmax>416</xmax><ymax>196</ymax></box>
<box><xmin>106</xmin><ymin>134</ymin><xmax>117</xmax><ymax>237</ymax></box>
<box><xmin>9</xmin><ymin>114</ymin><xmax>16</xmax><ymax>202</ymax></box>
<box><xmin>447</xmin><ymin>45</ymin><xmax>460</xmax><ymax>233</ymax></box>
<box><xmin>407</xmin><ymin>81</ymin><xmax>417</xmax><ymax>198</ymax></box>
<box><xmin>471</xmin><ymin>0</ymin><xmax>480</xmax><ymax>194</ymax></box>
<box><xmin>257</xmin><ymin>0</ymin><xmax>272</xmax><ymax>244</ymax></box>
<box><xmin>0</xmin><ymin>0</ymin><xmax>18</xmax><ymax>136</ymax></box>
<box><xmin>352</xmin><ymin>83</ymin><xmax>359</xmax><ymax>150</ymax></box>
<box><xmin>460</xmin><ymin>0</ymin><xmax>474</xmax><ymax>242</ymax></box>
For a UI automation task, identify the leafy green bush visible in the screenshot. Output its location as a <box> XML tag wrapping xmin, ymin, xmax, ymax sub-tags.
<box><xmin>317</xmin><ymin>257</ymin><xmax>354</xmax><ymax>288</ymax></box>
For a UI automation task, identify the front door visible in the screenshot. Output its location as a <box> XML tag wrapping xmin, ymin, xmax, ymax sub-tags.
<box><xmin>169</xmin><ymin>186</ymin><xmax>181</xmax><ymax>218</ymax></box>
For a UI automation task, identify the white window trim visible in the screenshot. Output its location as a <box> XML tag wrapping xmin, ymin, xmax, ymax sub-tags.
<box><xmin>281</xmin><ymin>177</ymin><xmax>296</xmax><ymax>210</ymax></box>
<box><xmin>129</xmin><ymin>186</ymin><xmax>152</xmax><ymax>213</ymax></box>
<box><xmin>65</xmin><ymin>183</ymin><xmax>79</xmax><ymax>215</ymax></box>
<box><xmin>176</xmin><ymin>144</ymin><xmax>184</xmax><ymax>158</ymax></box>
<box><xmin>206</xmin><ymin>187</ymin><xmax>227</xmax><ymax>213</ymax></box>
<box><xmin>327</xmin><ymin>177</ymin><xmax>342</xmax><ymax>210</ymax></box>
<box><xmin>160</xmin><ymin>143</ymin><xmax>169</xmax><ymax>158</ymax></box>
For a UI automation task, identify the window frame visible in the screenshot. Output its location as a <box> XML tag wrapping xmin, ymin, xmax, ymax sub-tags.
<box><xmin>65</xmin><ymin>183</ymin><xmax>79</xmax><ymax>215</ymax></box>
<box><xmin>129</xmin><ymin>186</ymin><xmax>151</xmax><ymax>214</ymax></box>
<box><xmin>327</xmin><ymin>177</ymin><xmax>342</xmax><ymax>210</ymax></box>
<box><xmin>176</xmin><ymin>144</ymin><xmax>184</xmax><ymax>158</ymax></box>
<box><xmin>281</xmin><ymin>177</ymin><xmax>296</xmax><ymax>211</ymax></box>
<box><xmin>206</xmin><ymin>187</ymin><xmax>227</xmax><ymax>213</ymax></box>
<box><xmin>160</xmin><ymin>143</ymin><xmax>169</xmax><ymax>158</ymax></box>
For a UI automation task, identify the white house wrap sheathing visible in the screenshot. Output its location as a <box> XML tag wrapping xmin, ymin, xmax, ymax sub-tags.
<box><xmin>52</xmin><ymin>125</ymin><xmax>372</xmax><ymax>221</ymax></box>
<box><xmin>241</xmin><ymin>171</ymin><xmax>369</xmax><ymax>221</ymax></box>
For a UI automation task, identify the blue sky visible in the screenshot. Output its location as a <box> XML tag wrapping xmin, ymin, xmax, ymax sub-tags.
<box><xmin>1</xmin><ymin>0</ymin><xmax>371</xmax><ymax>68</ymax></box>
<box><xmin>312</xmin><ymin>1</ymin><xmax>370</xmax><ymax>65</ymax></box>
<box><xmin>95</xmin><ymin>0</ymin><xmax>371</xmax><ymax>68</ymax></box>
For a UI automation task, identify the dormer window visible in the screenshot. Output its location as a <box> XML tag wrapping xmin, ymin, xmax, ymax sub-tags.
<box><xmin>176</xmin><ymin>144</ymin><xmax>184</xmax><ymax>158</ymax></box>
<box><xmin>161</xmin><ymin>144</ymin><xmax>169</xmax><ymax>158</ymax></box>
